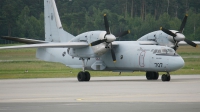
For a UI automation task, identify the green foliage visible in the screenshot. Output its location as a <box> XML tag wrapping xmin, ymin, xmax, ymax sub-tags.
<box><xmin>1</xmin><ymin>0</ymin><xmax>200</xmax><ymax>44</ymax></box>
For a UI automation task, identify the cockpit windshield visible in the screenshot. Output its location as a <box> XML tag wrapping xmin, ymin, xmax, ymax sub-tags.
<box><xmin>167</xmin><ymin>49</ymin><xmax>174</xmax><ymax>53</ymax></box>
<box><xmin>152</xmin><ymin>48</ymin><xmax>177</xmax><ymax>55</ymax></box>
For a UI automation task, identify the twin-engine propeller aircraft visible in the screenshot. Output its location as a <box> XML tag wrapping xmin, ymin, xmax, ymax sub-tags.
<box><xmin>1</xmin><ymin>0</ymin><xmax>200</xmax><ymax>82</ymax></box>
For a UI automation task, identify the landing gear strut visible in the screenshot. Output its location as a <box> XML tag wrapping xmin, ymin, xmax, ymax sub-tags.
<box><xmin>77</xmin><ymin>58</ymin><xmax>91</xmax><ymax>82</ymax></box>
<box><xmin>146</xmin><ymin>72</ymin><xmax>159</xmax><ymax>80</ymax></box>
<box><xmin>161</xmin><ymin>72</ymin><xmax>171</xmax><ymax>81</ymax></box>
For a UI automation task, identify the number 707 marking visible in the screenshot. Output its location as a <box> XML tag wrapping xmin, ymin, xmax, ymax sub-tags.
<box><xmin>154</xmin><ymin>63</ymin><xmax>163</xmax><ymax>67</ymax></box>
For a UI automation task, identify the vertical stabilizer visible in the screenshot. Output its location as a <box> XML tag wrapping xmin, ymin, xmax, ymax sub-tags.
<box><xmin>44</xmin><ymin>0</ymin><xmax>74</xmax><ymax>42</ymax></box>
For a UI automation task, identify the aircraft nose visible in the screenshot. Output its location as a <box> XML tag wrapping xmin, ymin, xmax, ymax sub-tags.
<box><xmin>168</xmin><ymin>56</ymin><xmax>185</xmax><ymax>71</ymax></box>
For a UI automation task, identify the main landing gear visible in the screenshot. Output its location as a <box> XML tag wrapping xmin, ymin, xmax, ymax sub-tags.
<box><xmin>77</xmin><ymin>71</ymin><xmax>90</xmax><ymax>81</ymax></box>
<box><xmin>77</xmin><ymin>58</ymin><xmax>91</xmax><ymax>82</ymax></box>
<box><xmin>161</xmin><ymin>72</ymin><xmax>171</xmax><ymax>81</ymax></box>
<box><xmin>146</xmin><ymin>71</ymin><xmax>159</xmax><ymax>80</ymax></box>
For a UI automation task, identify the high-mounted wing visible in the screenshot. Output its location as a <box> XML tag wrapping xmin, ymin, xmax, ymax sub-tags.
<box><xmin>1</xmin><ymin>36</ymin><xmax>47</xmax><ymax>44</ymax></box>
<box><xmin>178</xmin><ymin>41</ymin><xmax>200</xmax><ymax>46</ymax></box>
<box><xmin>0</xmin><ymin>36</ymin><xmax>89</xmax><ymax>49</ymax></box>
<box><xmin>0</xmin><ymin>42</ymin><xmax>89</xmax><ymax>49</ymax></box>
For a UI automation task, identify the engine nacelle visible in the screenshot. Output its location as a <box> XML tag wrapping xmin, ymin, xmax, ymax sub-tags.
<box><xmin>138</xmin><ymin>30</ymin><xmax>175</xmax><ymax>48</ymax></box>
<box><xmin>68</xmin><ymin>31</ymin><xmax>110</xmax><ymax>58</ymax></box>
<box><xmin>170</xmin><ymin>30</ymin><xmax>185</xmax><ymax>42</ymax></box>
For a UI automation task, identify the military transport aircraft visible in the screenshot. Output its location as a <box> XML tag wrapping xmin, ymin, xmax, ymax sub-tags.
<box><xmin>1</xmin><ymin>0</ymin><xmax>200</xmax><ymax>82</ymax></box>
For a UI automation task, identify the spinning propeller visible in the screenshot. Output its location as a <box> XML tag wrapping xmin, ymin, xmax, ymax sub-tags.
<box><xmin>160</xmin><ymin>14</ymin><xmax>198</xmax><ymax>51</ymax></box>
<box><xmin>90</xmin><ymin>14</ymin><xmax>130</xmax><ymax>62</ymax></box>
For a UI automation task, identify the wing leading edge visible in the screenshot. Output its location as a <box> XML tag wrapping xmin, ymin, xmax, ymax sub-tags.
<box><xmin>178</xmin><ymin>41</ymin><xmax>200</xmax><ymax>46</ymax></box>
<box><xmin>138</xmin><ymin>40</ymin><xmax>200</xmax><ymax>47</ymax></box>
<box><xmin>1</xmin><ymin>36</ymin><xmax>47</xmax><ymax>44</ymax></box>
<box><xmin>0</xmin><ymin>42</ymin><xmax>89</xmax><ymax>49</ymax></box>
<box><xmin>0</xmin><ymin>36</ymin><xmax>89</xmax><ymax>49</ymax></box>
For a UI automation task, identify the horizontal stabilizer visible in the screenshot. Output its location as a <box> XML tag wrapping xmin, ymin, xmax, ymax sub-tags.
<box><xmin>0</xmin><ymin>42</ymin><xmax>89</xmax><ymax>49</ymax></box>
<box><xmin>1</xmin><ymin>36</ymin><xmax>47</xmax><ymax>44</ymax></box>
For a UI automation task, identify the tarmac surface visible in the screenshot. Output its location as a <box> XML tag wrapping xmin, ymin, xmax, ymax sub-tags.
<box><xmin>0</xmin><ymin>75</ymin><xmax>200</xmax><ymax>112</ymax></box>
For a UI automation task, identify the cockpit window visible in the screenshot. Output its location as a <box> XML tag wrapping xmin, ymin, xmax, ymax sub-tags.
<box><xmin>162</xmin><ymin>49</ymin><xmax>167</xmax><ymax>53</ymax></box>
<box><xmin>161</xmin><ymin>48</ymin><xmax>175</xmax><ymax>54</ymax></box>
<box><xmin>153</xmin><ymin>49</ymin><xmax>157</xmax><ymax>54</ymax></box>
<box><xmin>152</xmin><ymin>49</ymin><xmax>174</xmax><ymax>54</ymax></box>
<box><xmin>167</xmin><ymin>49</ymin><xmax>173</xmax><ymax>52</ymax></box>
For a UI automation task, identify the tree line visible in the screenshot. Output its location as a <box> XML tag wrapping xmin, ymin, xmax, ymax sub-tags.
<box><xmin>1</xmin><ymin>0</ymin><xmax>200</xmax><ymax>44</ymax></box>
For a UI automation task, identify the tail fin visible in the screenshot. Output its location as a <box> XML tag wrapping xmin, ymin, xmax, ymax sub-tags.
<box><xmin>44</xmin><ymin>0</ymin><xmax>74</xmax><ymax>42</ymax></box>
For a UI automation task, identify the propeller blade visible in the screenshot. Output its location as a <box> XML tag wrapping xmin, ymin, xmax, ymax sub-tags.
<box><xmin>90</xmin><ymin>39</ymin><xmax>106</xmax><ymax>46</ymax></box>
<box><xmin>184</xmin><ymin>38</ymin><xmax>198</xmax><ymax>47</ymax></box>
<box><xmin>160</xmin><ymin>27</ymin><xmax>176</xmax><ymax>37</ymax></box>
<box><xmin>104</xmin><ymin>14</ymin><xmax>110</xmax><ymax>34</ymax></box>
<box><xmin>116</xmin><ymin>30</ymin><xmax>130</xmax><ymax>37</ymax></box>
<box><xmin>179</xmin><ymin>14</ymin><xmax>188</xmax><ymax>33</ymax></box>
<box><xmin>173</xmin><ymin>41</ymin><xmax>178</xmax><ymax>51</ymax></box>
<box><xmin>110</xmin><ymin>43</ymin><xmax>116</xmax><ymax>62</ymax></box>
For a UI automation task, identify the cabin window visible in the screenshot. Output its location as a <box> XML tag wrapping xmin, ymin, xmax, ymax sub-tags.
<box><xmin>158</xmin><ymin>50</ymin><xmax>161</xmax><ymax>53</ymax></box>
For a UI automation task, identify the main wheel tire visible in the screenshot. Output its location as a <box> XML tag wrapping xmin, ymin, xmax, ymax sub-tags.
<box><xmin>154</xmin><ymin>72</ymin><xmax>159</xmax><ymax>80</ymax></box>
<box><xmin>85</xmin><ymin>71</ymin><xmax>90</xmax><ymax>81</ymax></box>
<box><xmin>77</xmin><ymin>71</ymin><xmax>86</xmax><ymax>81</ymax></box>
<box><xmin>146</xmin><ymin>72</ymin><xmax>152</xmax><ymax>80</ymax></box>
<box><xmin>146</xmin><ymin>72</ymin><xmax>159</xmax><ymax>80</ymax></box>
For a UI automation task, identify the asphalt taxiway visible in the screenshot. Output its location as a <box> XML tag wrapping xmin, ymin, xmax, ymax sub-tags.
<box><xmin>0</xmin><ymin>75</ymin><xmax>200</xmax><ymax>112</ymax></box>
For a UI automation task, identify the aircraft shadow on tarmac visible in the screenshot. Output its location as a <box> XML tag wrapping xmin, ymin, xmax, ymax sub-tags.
<box><xmin>33</xmin><ymin>76</ymin><xmax>200</xmax><ymax>83</ymax></box>
<box><xmin>83</xmin><ymin>77</ymin><xmax>200</xmax><ymax>82</ymax></box>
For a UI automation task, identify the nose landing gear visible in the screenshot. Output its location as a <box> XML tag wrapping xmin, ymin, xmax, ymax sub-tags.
<box><xmin>161</xmin><ymin>72</ymin><xmax>171</xmax><ymax>81</ymax></box>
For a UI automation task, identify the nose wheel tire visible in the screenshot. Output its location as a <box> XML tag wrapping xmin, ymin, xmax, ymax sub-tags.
<box><xmin>146</xmin><ymin>72</ymin><xmax>159</xmax><ymax>80</ymax></box>
<box><xmin>77</xmin><ymin>71</ymin><xmax>91</xmax><ymax>82</ymax></box>
<box><xmin>161</xmin><ymin>74</ymin><xmax>171</xmax><ymax>81</ymax></box>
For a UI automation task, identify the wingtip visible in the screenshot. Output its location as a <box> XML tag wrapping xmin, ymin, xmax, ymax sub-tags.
<box><xmin>1</xmin><ymin>36</ymin><xmax>9</xmax><ymax>38</ymax></box>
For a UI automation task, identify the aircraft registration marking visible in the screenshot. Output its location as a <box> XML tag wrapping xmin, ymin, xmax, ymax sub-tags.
<box><xmin>154</xmin><ymin>63</ymin><xmax>163</xmax><ymax>67</ymax></box>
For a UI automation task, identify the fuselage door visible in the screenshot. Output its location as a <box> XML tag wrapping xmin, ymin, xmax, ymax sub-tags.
<box><xmin>139</xmin><ymin>51</ymin><xmax>146</xmax><ymax>67</ymax></box>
